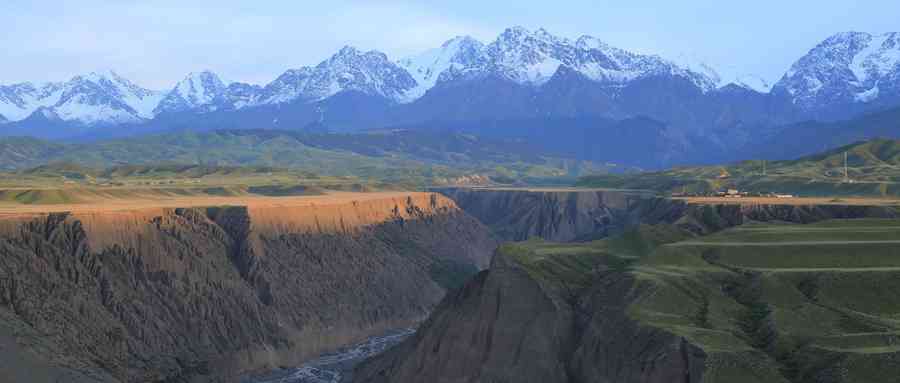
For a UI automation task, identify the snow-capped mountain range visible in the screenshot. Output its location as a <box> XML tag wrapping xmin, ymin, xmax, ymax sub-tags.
<box><xmin>772</xmin><ymin>32</ymin><xmax>900</xmax><ymax>109</ymax></box>
<box><xmin>1</xmin><ymin>27</ymin><xmax>898</xmax><ymax>128</ymax></box>
<box><xmin>0</xmin><ymin>70</ymin><xmax>163</xmax><ymax>124</ymax></box>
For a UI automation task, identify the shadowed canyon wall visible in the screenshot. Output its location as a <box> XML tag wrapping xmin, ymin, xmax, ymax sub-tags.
<box><xmin>436</xmin><ymin>187</ymin><xmax>899</xmax><ymax>240</ymax></box>
<box><xmin>432</xmin><ymin>188</ymin><xmax>649</xmax><ymax>242</ymax></box>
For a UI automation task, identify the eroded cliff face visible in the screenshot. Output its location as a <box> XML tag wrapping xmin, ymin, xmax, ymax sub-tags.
<box><xmin>437</xmin><ymin>188</ymin><xmax>899</xmax><ymax>241</ymax></box>
<box><xmin>0</xmin><ymin>193</ymin><xmax>496</xmax><ymax>382</ymax></box>
<box><xmin>434</xmin><ymin>188</ymin><xmax>647</xmax><ymax>242</ymax></box>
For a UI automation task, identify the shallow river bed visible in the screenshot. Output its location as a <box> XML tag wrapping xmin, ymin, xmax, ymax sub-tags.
<box><xmin>245</xmin><ymin>328</ymin><xmax>415</xmax><ymax>383</ymax></box>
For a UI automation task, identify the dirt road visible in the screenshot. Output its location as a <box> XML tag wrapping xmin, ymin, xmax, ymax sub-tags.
<box><xmin>676</xmin><ymin>196</ymin><xmax>900</xmax><ymax>206</ymax></box>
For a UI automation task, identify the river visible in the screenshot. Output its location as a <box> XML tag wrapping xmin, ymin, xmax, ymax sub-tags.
<box><xmin>245</xmin><ymin>328</ymin><xmax>415</xmax><ymax>383</ymax></box>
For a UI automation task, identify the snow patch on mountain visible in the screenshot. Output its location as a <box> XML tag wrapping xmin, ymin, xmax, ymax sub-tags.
<box><xmin>52</xmin><ymin>98</ymin><xmax>138</xmax><ymax>124</ymax></box>
<box><xmin>849</xmin><ymin>33</ymin><xmax>899</xmax><ymax>84</ymax></box>
<box><xmin>732</xmin><ymin>74</ymin><xmax>772</xmax><ymax>93</ymax></box>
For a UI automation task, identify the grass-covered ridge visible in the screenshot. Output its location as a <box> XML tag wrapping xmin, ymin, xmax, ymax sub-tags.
<box><xmin>501</xmin><ymin>218</ymin><xmax>900</xmax><ymax>382</ymax></box>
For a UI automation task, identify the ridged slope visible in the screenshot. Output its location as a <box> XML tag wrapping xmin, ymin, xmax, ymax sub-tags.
<box><xmin>0</xmin><ymin>193</ymin><xmax>496</xmax><ymax>382</ymax></box>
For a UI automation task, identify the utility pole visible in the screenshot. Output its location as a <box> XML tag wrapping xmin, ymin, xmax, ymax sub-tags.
<box><xmin>762</xmin><ymin>160</ymin><xmax>767</xmax><ymax>176</ymax></box>
<box><xmin>843</xmin><ymin>152</ymin><xmax>849</xmax><ymax>183</ymax></box>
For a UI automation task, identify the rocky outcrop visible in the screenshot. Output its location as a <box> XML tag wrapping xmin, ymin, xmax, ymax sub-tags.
<box><xmin>0</xmin><ymin>193</ymin><xmax>496</xmax><ymax>382</ymax></box>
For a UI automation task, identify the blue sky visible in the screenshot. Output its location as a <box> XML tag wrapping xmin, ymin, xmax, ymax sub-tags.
<box><xmin>2</xmin><ymin>0</ymin><xmax>897</xmax><ymax>88</ymax></box>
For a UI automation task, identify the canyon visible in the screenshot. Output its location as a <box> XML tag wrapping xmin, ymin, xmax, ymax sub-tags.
<box><xmin>2</xmin><ymin>187</ymin><xmax>899</xmax><ymax>382</ymax></box>
<box><xmin>0</xmin><ymin>192</ymin><xmax>496</xmax><ymax>382</ymax></box>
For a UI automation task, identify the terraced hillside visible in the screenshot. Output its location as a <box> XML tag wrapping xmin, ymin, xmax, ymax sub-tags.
<box><xmin>354</xmin><ymin>218</ymin><xmax>900</xmax><ymax>383</ymax></box>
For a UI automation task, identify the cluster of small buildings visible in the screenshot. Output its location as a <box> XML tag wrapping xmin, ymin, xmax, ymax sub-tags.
<box><xmin>672</xmin><ymin>188</ymin><xmax>795</xmax><ymax>199</ymax></box>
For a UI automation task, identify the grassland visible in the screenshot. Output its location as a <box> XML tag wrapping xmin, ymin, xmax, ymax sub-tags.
<box><xmin>0</xmin><ymin>162</ymin><xmax>409</xmax><ymax>206</ymax></box>
<box><xmin>578</xmin><ymin>138</ymin><xmax>900</xmax><ymax>199</ymax></box>
<box><xmin>504</xmin><ymin>218</ymin><xmax>900</xmax><ymax>382</ymax></box>
<box><xmin>0</xmin><ymin>129</ymin><xmax>610</xmax><ymax>186</ymax></box>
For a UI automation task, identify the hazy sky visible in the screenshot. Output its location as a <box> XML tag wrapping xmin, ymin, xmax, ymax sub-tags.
<box><xmin>2</xmin><ymin>0</ymin><xmax>897</xmax><ymax>89</ymax></box>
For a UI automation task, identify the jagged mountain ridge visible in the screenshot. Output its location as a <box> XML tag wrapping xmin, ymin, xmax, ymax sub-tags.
<box><xmin>0</xmin><ymin>26</ymin><xmax>739</xmax><ymax>127</ymax></box>
<box><xmin>0</xmin><ymin>70</ymin><xmax>163</xmax><ymax>124</ymax></box>
<box><xmin>405</xmin><ymin>27</ymin><xmax>718</xmax><ymax>92</ymax></box>
<box><xmin>1</xmin><ymin>27</ymin><xmax>898</xmax><ymax>166</ymax></box>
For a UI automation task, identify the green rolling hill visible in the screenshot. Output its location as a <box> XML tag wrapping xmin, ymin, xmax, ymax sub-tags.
<box><xmin>578</xmin><ymin>138</ymin><xmax>900</xmax><ymax>197</ymax></box>
<box><xmin>0</xmin><ymin>129</ymin><xmax>612</xmax><ymax>185</ymax></box>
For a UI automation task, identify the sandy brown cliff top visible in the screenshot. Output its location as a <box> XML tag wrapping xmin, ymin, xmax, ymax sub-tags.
<box><xmin>0</xmin><ymin>191</ymin><xmax>460</xmax><ymax>250</ymax></box>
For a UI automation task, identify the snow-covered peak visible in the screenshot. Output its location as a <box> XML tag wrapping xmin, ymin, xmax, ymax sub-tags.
<box><xmin>324</xmin><ymin>46</ymin><xmax>390</xmax><ymax>67</ymax></box>
<box><xmin>440</xmin><ymin>36</ymin><xmax>482</xmax><ymax>50</ymax></box>
<box><xmin>497</xmin><ymin>26</ymin><xmax>572</xmax><ymax>46</ymax></box>
<box><xmin>574</xmin><ymin>35</ymin><xmax>606</xmax><ymax>51</ymax></box>
<box><xmin>251</xmin><ymin>46</ymin><xmax>418</xmax><ymax>106</ymax></box>
<box><xmin>78</xmin><ymin>69</ymin><xmax>129</xmax><ymax>84</ymax></box>
<box><xmin>670</xmin><ymin>53</ymin><xmax>772</xmax><ymax>93</ymax></box>
<box><xmin>773</xmin><ymin>31</ymin><xmax>900</xmax><ymax>108</ymax></box>
<box><xmin>671</xmin><ymin>53</ymin><xmax>722</xmax><ymax>86</ymax></box>
<box><xmin>299</xmin><ymin>46</ymin><xmax>417</xmax><ymax>102</ymax></box>
<box><xmin>155</xmin><ymin>70</ymin><xmax>231</xmax><ymax>114</ymax></box>
<box><xmin>482</xmin><ymin>26</ymin><xmax>580</xmax><ymax>85</ymax></box>
<box><xmin>176</xmin><ymin>71</ymin><xmax>229</xmax><ymax>99</ymax></box>
<box><xmin>398</xmin><ymin>36</ymin><xmax>484</xmax><ymax>101</ymax></box>
<box><xmin>74</xmin><ymin>70</ymin><xmax>163</xmax><ymax>118</ymax></box>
